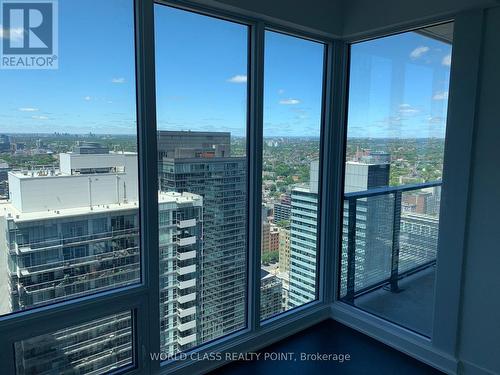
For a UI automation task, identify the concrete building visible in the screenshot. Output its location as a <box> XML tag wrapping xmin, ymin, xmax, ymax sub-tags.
<box><xmin>0</xmin><ymin>145</ymin><xmax>204</xmax><ymax>371</ymax></box>
<box><xmin>278</xmin><ymin>228</ymin><xmax>291</xmax><ymax>274</ymax></box>
<box><xmin>275</xmin><ymin>271</ymin><xmax>290</xmax><ymax>311</ymax></box>
<box><xmin>343</xmin><ymin>161</ymin><xmax>390</xmax><ymax>194</ymax></box>
<box><xmin>158</xmin><ymin>192</ymin><xmax>203</xmax><ymax>355</ymax></box>
<box><xmin>262</xmin><ymin>222</ymin><xmax>280</xmax><ymax>255</ymax></box>
<box><xmin>72</xmin><ymin>142</ymin><xmax>109</xmax><ymax>155</ymax></box>
<box><xmin>0</xmin><ymin>161</ymin><xmax>10</xmax><ymax>199</ymax></box>
<box><xmin>0</xmin><ymin>134</ymin><xmax>10</xmax><ymax>153</ymax></box>
<box><xmin>260</xmin><ymin>269</ymin><xmax>283</xmax><ymax>320</ymax></box>
<box><xmin>341</xmin><ymin>154</ymin><xmax>441</xmax><ymax>296</ymax></box>
<box><xmin>274</xmin><ymin>199</ymin><xmax>291</xmax><ymax>225</ymax></box>
<box><xmin>14</xmin><ymin>312</ymin><xmax>134</xmax><ymax>374</ymax></box>
<box><xmin>157</xmin><ymin>131</ymin><xmax>231</xmax><ymax>159</ymax></box>
<box><xmin>341</xmin><ymin>158</ymin><xmax>393</xmax><ymax>294</ymax></box>
<box><xmin>269</xmin><ymin>224</ymin><xmax>280</xmax><ymax>252</ymax></box>
<box><xmin>402</xmin><ymin>187</ymin><xmax>441</xmax><ymax>216</ymax></box>
<box><xmin>262</xmin><ymin>204</ymin><xmax>272</xmax><ymax>223</ymax></box>
<box><xmin>261</xmin><ymin>221</ymin><xmax>270</xmax><ymax>254</ymax></box>
<box><xmin>399</xmin><ymin>213</ymin><xmax>439</xmax><ymax>273</ymax></box>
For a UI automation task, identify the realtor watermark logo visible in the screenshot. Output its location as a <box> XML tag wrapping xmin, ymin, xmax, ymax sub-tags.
<box><xmin>1</xmin><ymin>0</ymin><xmax>58</xmax><ymax>69</ymax></box>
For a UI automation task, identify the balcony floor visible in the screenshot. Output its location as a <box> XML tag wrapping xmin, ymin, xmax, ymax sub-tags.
<box><xmin>354</xmin><ymin>266</ymin><xmax>436</xmax><ymax>336</ymax></box>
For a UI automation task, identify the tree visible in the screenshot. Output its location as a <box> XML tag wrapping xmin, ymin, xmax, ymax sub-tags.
<box><xmin>276</xmin><ymin>220</ymin><xmax>290</xmax><ymax>229</ymax></box>
<box><xmin>261</xmin><ymin>251</ymin><xmax>279</xmax><ymax>265</ymax></box>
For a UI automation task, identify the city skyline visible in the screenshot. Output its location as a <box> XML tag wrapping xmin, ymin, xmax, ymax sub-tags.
<box><xmin>0</xmin><ymin>132</ymin><xmax>448</xmax><ymax>140</ymax></box>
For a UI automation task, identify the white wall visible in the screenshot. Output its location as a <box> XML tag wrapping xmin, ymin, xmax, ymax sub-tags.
<box><xmin>457</xmin><ymin>7</ymin><xmax>500</xmax><ymax>375</ymax></box>
<box><xmin>9</xmin><ymin>152</ymin><xmax>139</xmax><ymax>213</ymax></box>
<box><xmin>9</xmin><ymin>173</ymin><xmax>139</xmax><ymax>213</ymax></box>
<box><xmin>59</xmin><ymin>152</ymin><xmax>137</xmax><ymax>175</ymax></box>
<box><xmin>342</xmin><ymin>0</ymin><xmax>498</xmax><ymax>38</ymax></box>
<box><xmin>209</xmin><ymin>0</ymin><xmax>343</xmax><ymax>36</ymax></box>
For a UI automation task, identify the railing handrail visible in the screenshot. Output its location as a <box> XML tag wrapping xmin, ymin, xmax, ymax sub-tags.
<box><xmin>344</xmin><ymin>180</ymin><xmax>442</xmax><ymax>200</ymax></box>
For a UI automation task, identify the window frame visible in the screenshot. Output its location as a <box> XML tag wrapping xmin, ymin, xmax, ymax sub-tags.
<box><xmin>0</xmin><ymin>1</ymin><xmax>480</xmax><ymax>374</ymax></box>
<box><xmin>259</xmin><ymin>27</ymin><xmax>330</xmax><ymax>324</ymax></box>
<box><xmin>330</xmin><ymin>12</ymin><xmax>483</xmax><ymax>375</ymax></box>
<box><xmin>0</xmin><ymin>1</ymin><xmax>337</xmax><ymax>374</ymax></box>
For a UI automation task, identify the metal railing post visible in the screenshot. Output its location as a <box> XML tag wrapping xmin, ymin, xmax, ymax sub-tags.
<box><xmin>346</xmin><ymin>198</ymin><xmax>357</xmax><ymax>303</ymax></box>
<box><xmin>390</xmin><ymin>191</ymin><xmax>402</xmax><ymax>292</ymax></box>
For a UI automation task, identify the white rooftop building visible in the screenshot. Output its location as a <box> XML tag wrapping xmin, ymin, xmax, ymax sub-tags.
<box><xmin>8</xmin><ymin>151</ymin><xmax>138</xmax><ymax>213</ymax></box>
<box><xmin>0</xmin><ymin>146</ymin><xmax>203</xmax><ymax>367</ymax></box>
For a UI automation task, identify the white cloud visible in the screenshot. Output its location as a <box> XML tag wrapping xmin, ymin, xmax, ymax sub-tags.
<box><xmin>442</xmin><ymin>54</ymin><xmax>451</xmax><ymax>67</ymax></box>
<box><xmin>111</xmin><ymin>77</ymin><xmax>125</xmax><ymax>84</ymax></box>
<box><xmin>18</xmin><ymin>107</ymin><xmax>38</xmax><ymax>112</ymax></box>
<box><xmin>398</xmin><ymin>103</ymin><xmax>419</xmax><ymax>114</ymax></box>
<box><xmin>427</xmin><ymin>116</ymin><xmax>444</xmax><ymax>124</ymax></box>
<box><xmin>433</xmin><ymin>91</ymin><xmax>449</xmax><ymax>100</ymax></box>
<box><xmin>227</xmin><ymin>75</ymin><xmax>247</xmax><ymax>83</ymax></box>
<box><xmin>279</xmin><ymin>98</ymin><xmax>300</xmax><ymax>105</ymax></box>
<box><xmin>278</xmin><ymin>89</ymin><xmax>285</xmax><ymax>95</ymax></box>
<box><xmin>84</xmin><ymin>96</ymin><xmax>92</xmax><ymax>101</ymax></box>
<box><xmin>31</xmin><ymin>115</ymin><xmax>48</xmax><ymax>120</ymax></box>
<box><xmin>410</xmin><ymin>46</ymin><xmax>430</xmax><ymax>59</ymax></box>
<box><xmin>0</xmin><ymin>26</ymin><xmax>24</xmax><ymax>42</ymax></box>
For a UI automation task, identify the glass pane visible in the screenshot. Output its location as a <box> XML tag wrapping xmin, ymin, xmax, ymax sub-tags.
<box><xmin>15</xmin><ymin>311</ymin><xmax>133</xmax><ymax>375</ymax></box>
<box><xmin>154</xmin><ymin>5</ymin><xmax>248</xmax><ymax>355</ymax></box>
<box><xmin>340</xmin><ymin>23</ymin><xmax>453</xmax><ymax>337</ymax></box>
<box><xmin>260</xmin><ymin>31</ymin><xmax>325</xmax><ymax>321</ymax></box>
<box><xmin>0</xmin><ymin>0</ymin><xmax>139</xmax><ymax>317</ymax></box>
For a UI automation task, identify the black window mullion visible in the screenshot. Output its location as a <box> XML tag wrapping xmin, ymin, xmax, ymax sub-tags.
<box><xmin>247</xmin><ymin>21</ymin><xmax>265</xmax><ymax>331</ymax></box>
<box><xmin>134</xmin><ymin>0</ymin><xmax>160</xmax><ymax>371</ymax></box>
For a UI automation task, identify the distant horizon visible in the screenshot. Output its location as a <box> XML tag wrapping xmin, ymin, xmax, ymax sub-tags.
<box><xmin>0</xmin><ymin>132</ymin><xmax>446</xmax><ymax>140</ymax></box>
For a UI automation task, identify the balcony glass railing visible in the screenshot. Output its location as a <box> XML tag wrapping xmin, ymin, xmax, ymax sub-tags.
<box><xmin>339</xmin><ymin>181</ymin><xmax>442</xmax><ymax>336</ymax></box>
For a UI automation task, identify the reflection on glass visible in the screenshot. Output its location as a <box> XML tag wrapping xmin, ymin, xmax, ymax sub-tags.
<box><xmin>15</xmin><ymin>311</ymin><xmax>133</xmax><ymax>375</ymax></box>
<box><xmin>0</xmin><ymin>1</ymin><xmax>139</xmax><ymax>317</ymax></box>
<box><xmin>154</xmin><ymin>5</ymin><xmax>248</xmax><ymax>355</ymax></box>
<box><xmin>340</xmin><ymin>23</ymin><xmax>453</xmax><ymax>337</ymax></box>
<box><xmin>260</xmin><ymin>31</ymin><xmax>325</xmax><ymax>321</ymax></box>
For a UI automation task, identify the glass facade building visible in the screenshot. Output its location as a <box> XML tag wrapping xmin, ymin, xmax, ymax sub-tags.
<box><xmin>157</xmin><ymin>131</ymin><xmax>248</xmax><ymax>344</ymax></box>
<box><xmin>288</xmin><ymin>162</ymin><xmax>320</xmax><ymax>309</ymax></box>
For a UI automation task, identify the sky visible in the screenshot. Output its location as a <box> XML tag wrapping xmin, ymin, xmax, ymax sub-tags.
<box><xmin>348</xmin><ymin>30</ymin><xmax>452</xmax><ymax>138</ymax></box>
<box><xmin>0</xmin><ymin>1</ymin><xmax>452</xmax><ymax>138</ymax></box>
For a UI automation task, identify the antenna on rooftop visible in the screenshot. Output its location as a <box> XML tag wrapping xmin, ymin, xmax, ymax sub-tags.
<box><xmin>88</xmin><ymin>177</ymin><xmax>93</xmax><ymax>210</ymax></box>
<box><xmin>123</xmin><ymin>181</ymin><xmax>127</xmax><ymax>203</ymax></box>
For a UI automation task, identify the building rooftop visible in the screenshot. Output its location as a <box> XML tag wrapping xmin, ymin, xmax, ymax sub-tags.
<box><xmin>346</xmin><ymin>160</ymin><xmax>389</xmax><ymax>166</ymax></box>
<box><xmin>292</xmin><ymin>184</ymin><xmax>313</xmax><ymax>193</ymax></box>
<box><xmin>0</xmin><ymin>191</ymin><xmax>201</xmax><ymax>222</ymax></box>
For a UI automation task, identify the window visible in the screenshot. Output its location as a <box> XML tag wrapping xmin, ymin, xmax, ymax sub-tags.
<box><xmin>339</xmin><ymin>23</ymin><xmax>453</xmax><ymax>337</ymax></box>
<box><xmin>15</xmin><ymin>311</ymin><xmax>133</xmax><ymax>375</ymax></box>
<box><xmin>0</xmin><ymin>1</ymin><xmax>333</xmax><ymax>370</ymax></box>
<box><xmin>0</xmin><ymin>1</ymin><xmax>463</xmax><ymax>373</ymax></box>
<box><xmin>260</xmin><ymin>31</ymin><xmax>325</xmax><ymax>320</ymax></box>
<box><xmin>154</xmin><ymin>5</ymin><xmax>249</xmax><ymax>355</ymax></box>
<box><xmin>0</xmin><ymin>0</ymin><xmax>139</xmax><ymax>317</ymax></box>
